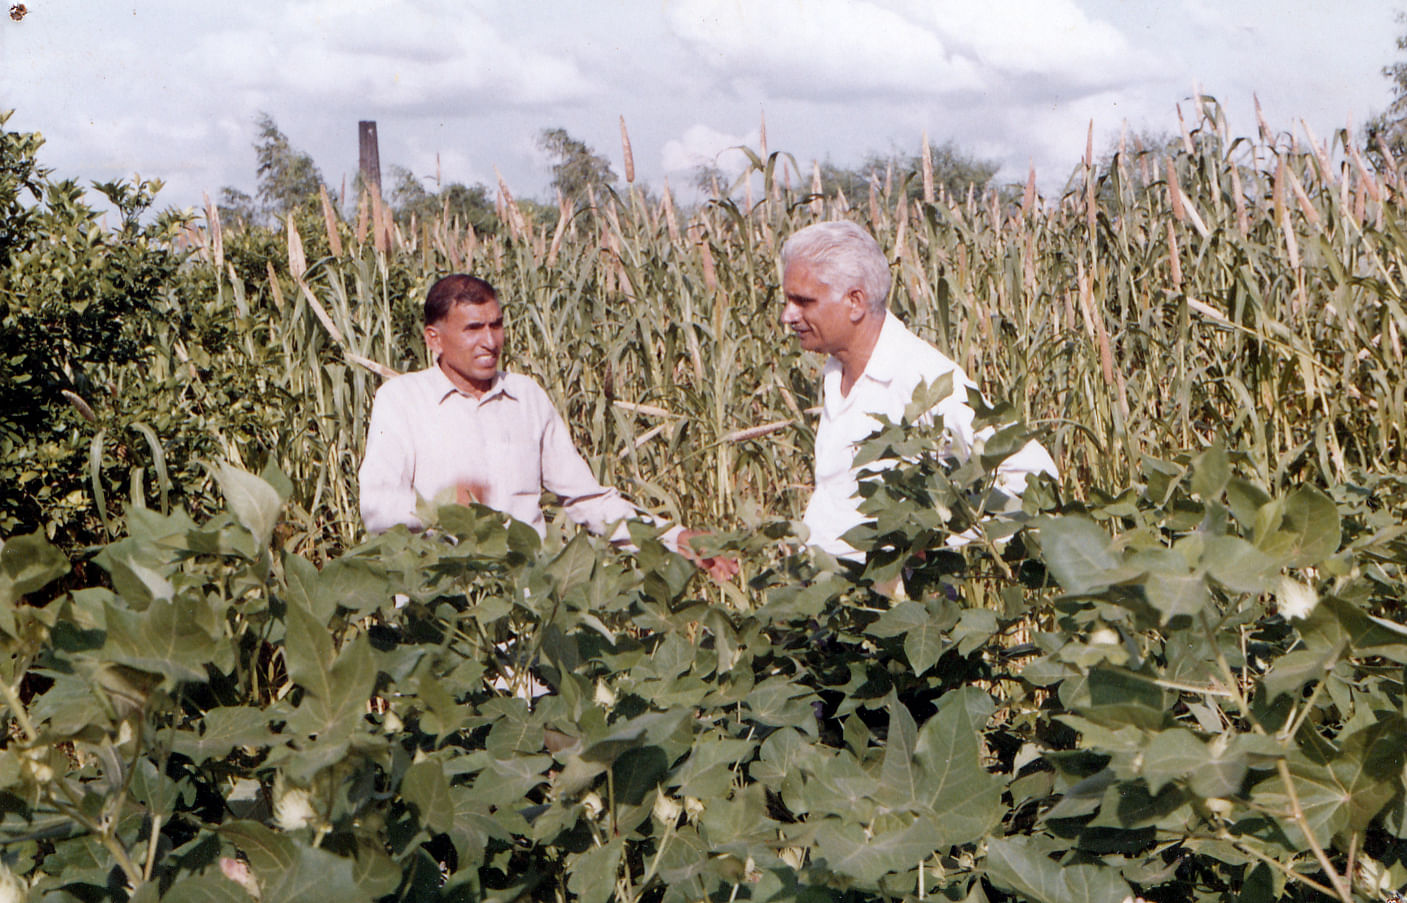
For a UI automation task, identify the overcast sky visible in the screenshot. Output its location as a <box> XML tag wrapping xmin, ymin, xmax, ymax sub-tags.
<box><xmin>1</xmin><ymin>0</ymin><xmax>1401</xmax><ymax>214</ymax></box>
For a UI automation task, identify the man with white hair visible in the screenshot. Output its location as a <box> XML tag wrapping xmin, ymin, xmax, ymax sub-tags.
<box><xmin>779</xmin><ymin>220</ymin><xmax>1056</xmax><ymax>559</ymax></box>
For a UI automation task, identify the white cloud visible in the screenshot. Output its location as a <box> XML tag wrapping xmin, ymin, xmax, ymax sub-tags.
<box><xmin>195</xmin><ymin>4</ymin><xmax>598</xmax><ymax>111</ymax></box>
<box><xmin>661</xmin><ymin>124</ymin><xmax>760</xmax><ymax>177</ymax></box>
<box><xmin>897</xmin><ymin>0</ymin><xmax>1145</xmax><ymax>87</ymax></box>
<box><xmin>666</xmin><ymin>0</ymin><xmax>984</xmax><ymax>100</ymax></box>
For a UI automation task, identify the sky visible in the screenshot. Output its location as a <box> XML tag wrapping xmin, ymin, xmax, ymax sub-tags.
<box><xmin>0</xmin><ymin>0</ymin><xmax>1402</xmax><ymax>215</ymax></box>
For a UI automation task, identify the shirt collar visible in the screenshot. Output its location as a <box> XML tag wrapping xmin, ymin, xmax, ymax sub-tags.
<box><xmin>827</xmin><ymin>311</ymin><xmax>902</xmax><ymax>387</ymax></box>
<box><xmin>860</xmin><ymin>311</ymin><xmax>904</xmax><ymax>384</ymax></box>
<box><xmin>428</xmin><ymin>363</ymin><xmax>515</xmax><ymax>405</ymax></box>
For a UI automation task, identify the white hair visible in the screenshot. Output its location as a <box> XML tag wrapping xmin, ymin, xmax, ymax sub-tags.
<box><xmin>780</xmin><ymin>220</ymin><xmax>891</xmax><ymax>314</ymax></box>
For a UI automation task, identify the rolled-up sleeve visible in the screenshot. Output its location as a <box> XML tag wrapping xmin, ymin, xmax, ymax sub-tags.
<box><xmin>538</xmin><ymin>402</ymin><xmax>636</xmax><ymax>533</ymax></box>
<box><xmin>538</xmin><ymin>401</ymin><xmax>683</xmax><ymax>550</ymax></box>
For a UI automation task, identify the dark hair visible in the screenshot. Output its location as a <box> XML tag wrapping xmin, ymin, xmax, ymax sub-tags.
<box><xmin>424</xmin><ymin>274</ymin><xmax>498</xmax><ymax>326</ymax></box>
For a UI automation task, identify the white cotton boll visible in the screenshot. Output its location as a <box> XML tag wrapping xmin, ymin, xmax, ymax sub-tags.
<box><xmin>1088</xmin><ymin>627</ymin><xmax>1119</xmax><ymax>646</ymax></box>
<box><xmin>1277</xmin><ymin>576</ymin><xmax>1319</xmax><ymax>620</ymax></box>
<box><xmin>652</xmin><ymin>793</ymin><xmax>682</xmax><ymax>825</ymax></box>
<box><xmin>593</xmin><ymin>680</ymin><xmax>616</xmax><ymax>708</ymax></box>
<box><xmin>273</xmin><ymin>774</ymin><xmax>316</xmax><ymax>831</ymax></box>
<box><xmin>0</xmin><ymin>861</ymin><xmax>26</xmax><ymax>903</ymax></box>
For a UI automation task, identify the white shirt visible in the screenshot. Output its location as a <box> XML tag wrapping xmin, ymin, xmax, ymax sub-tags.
<box><xmin>803</xmin><ymin>313</ymin><xmax>1057</xmax><ymax>558</ymax></box>
<box><xmin>359</xmin><ymin>365</ymin><xmax>676</xmax><ymax>545</ymax></box>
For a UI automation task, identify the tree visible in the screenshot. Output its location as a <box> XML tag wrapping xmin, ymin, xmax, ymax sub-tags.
<box><xmin>0</xmin><ymin>116</ymin><xmax>186</xmax><ymax>542</ymax></box>
<box><xmin>1365</xmin><ymin>12</ymin><xmax>1407</xmax><ymax>163</ymax></box>
<box><xmin>816</xmin><ymin>141</ymin><xmax>998</xmax><ymax>205</ymax></box>
<box><xmin>0</xmin><ymin>110</ymin><xmax>48</xmax><ymax>269</ymax></box>
<box><xmin>254</xmin><ymin>113</ymin><xmax>325</xmax><ymax>219</ymax></box>
<box><xmin>388</xmin><ymin>165</ymin><xmax>497</xmax><ymax>234</ymax></box>
<box><xmin>218</xmin><ymin>113</ymin><xmax>326</xmax><ymax>225</ymax></box>
<box><xmin>537</xmin><ymin>127</ymin><xmax>617</xmax><ymax>204</ymax></box>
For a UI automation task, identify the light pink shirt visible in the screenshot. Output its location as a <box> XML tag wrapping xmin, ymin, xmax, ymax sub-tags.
<box><xmin>804</xmin><ymin>313</ymin><xmax>1057</xmax><ymax>558</ymax></box>
<box><xmin>359</xmin><ymin>365</ymin><xmax>675</xmax><ymax>545</ymax></box>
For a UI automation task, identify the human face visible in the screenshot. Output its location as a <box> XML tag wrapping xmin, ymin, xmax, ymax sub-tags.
<box><xmin>425</xmin><ymin>299</ymin><xmax>504</xmax><ymax>395</ymax></box>
<box><xmin>780</xmin><ymin>257</ymin><xmax>862</xmax><ymax>355</ymax></box>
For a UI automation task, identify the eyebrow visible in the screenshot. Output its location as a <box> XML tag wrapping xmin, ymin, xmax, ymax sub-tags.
<box><xmin>464</xmin><ymin>316</ymin><xmax>504</xmax><ymax>329</ymax></box>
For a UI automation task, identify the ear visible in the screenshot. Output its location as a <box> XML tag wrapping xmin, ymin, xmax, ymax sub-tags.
<box><xmin>423</xmin><ymin>323</ymin><xmax>441</xmax><ymax>355</ymax></box>
<box><xmin>845</xmin><ymin>288</ymin><xmax>869</xmax><ymax>323</ymax></box>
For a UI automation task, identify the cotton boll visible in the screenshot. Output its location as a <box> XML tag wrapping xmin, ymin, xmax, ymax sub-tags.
<box><xmin>273</xmin><ymin>774</ymin><xmax>316</xmax><ymax>831</ymax></box>
<box><xmin>0</xmin><ymin>861</ymin><xmax>26</xmax><ymax>903</ymax></box>
<box><xmin>1276</xmin><ymin>576</ymin><xmax>1318</xmax><ymax>620</ymax></box>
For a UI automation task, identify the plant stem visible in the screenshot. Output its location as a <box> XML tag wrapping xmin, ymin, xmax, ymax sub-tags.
<box><xmin>0</xmin><ymin>682</ymin><xmax>38</xmax><ymax>743</ymax></box>
<box><xmin>1275</xmin><ymin>758</ymin><xmax>1352</xmax><ymax>903</ymax></box>
<box><xmin>143</xmin><ymin>814</ymin><xmax>162</xmax><ymax>881</ymax></box>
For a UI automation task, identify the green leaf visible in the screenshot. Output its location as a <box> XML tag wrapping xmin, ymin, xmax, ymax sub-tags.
<box><xmin>1142</xmin><ymin>570</ymin><xmax>1208</xmax><ymax>622</ymax></box>
<box><xmin>212</xmin><ymin>462</ymin><xmax>283</xmax><ymax>548</ymax></box>
<box><xmin>744</xmin><ymin>676</ymin><xmax>819</xmax><ymax>731</ymax></box>
<box><xmin>172</xmin><ymin>706</ymin><xmax>273</xmax><ymax>761</ymax></box>
<box><xmin>1255</xmin><ymin>485</ymin><xmax>1341</xmax><ymax>567</ymax></box>
<box><xmin>283</xmin><ymin>599</ymin><xmax>335</xmax><ymax>692</ymax></box>
<box><xmin>312</xmin><ymin>558</ymin><xmax>388</xmax><ymax>618</ymax></box>
<box><xmin>1065</xmin><ymin>667</ymin><xmax>1170</xmax><ymax>731</ymax></box>
<box><xmin>547</xmin><ymin>531</ymin><xmax>596</xmax><ymax>591</ymax></box>
<box><xmin>162</xmin><ymin>875</ymin><xmax>255</xmax><ymax>903</ymax></box>
<box><xmin>222</xmin><ymin>820</ymin><xmax>370</xmax><ymax>902</ymax></box>
<box><xmin>877</xmin><ymin>695</ymin><xmax>919</xmax><ymax>811</ymax></box>
<box><xmin>1190</xmin><ymin>442</ymin><xmax>1230</xmax><ymax>499</ymax></box>
<box><xmin>1225</xmin><ymin>477</ymin><xmax>1271</xmax><ymax>528</ymax></box>
<box><xmin>911</xmin><ymin>694</ymin><xmax>1004</xmax><ymax>845</ymax></box>
<box><xmin>813</xmin><ymin>815</ymin><xmax>941</xmax><ymax>885</ymax></box>
<box><xmin>1252</xmin><ymin>718</ymin><xmax>1404</xmax><ymax>849</ymax></box>
<box><xmin>402</xmin><ymin>758</ymin><xmax>455</xmax><ymax>834</ymax></box>
<box><xmin>985</xmin><ymin>836</ymin><xmax>1132</xmax><ymax>903</ymax></box>
<box><xmin>101</xmin><ymin>597</ymin><xmax>219</xmax><ymax>683</ymax></box>
<box><xmin>1137</xmin><ymin>728</ymin><xmax>1246</xmax><ymax>798</ymax></box>
<box><xmin>1201</xmin><ymin>535</ymin><xmax>1279</xmax><ymax>593</ymax></box>
<box><xmin>0</xmin><ymin>529</ymin><xmax>69</xmax><ymax>604</ymax></box>
<box><xmin>568</xmin><ymin>838</ymin><xmax>623</xmax><ymax>903</ymax></box>
<box><xmin>1038</xmin><ymin>516</ymin><xmax>1136</xmax><ymax>594</ymax></box>
<box><xmin>130</xmin><ymin>757</ymin><xmax>182</xmax><ymax>817</ymax></box>
<box><xmin>868</xmin><ymin>600</ymin><xmax>949</xmax><ymax>675</ymax></box>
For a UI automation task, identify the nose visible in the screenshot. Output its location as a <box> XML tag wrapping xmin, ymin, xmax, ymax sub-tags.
<box><xmin>780</xmin><ymin>300</ymin><xmax>799</xmax><ymax>326</ymax></box>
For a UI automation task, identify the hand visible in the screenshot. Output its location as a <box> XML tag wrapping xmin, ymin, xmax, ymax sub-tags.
<box><xmin>456</xmin><ymin>480</ymin><xmax>490</xmax><ymax>505</ymax></box>
<box><xmin>677</xmin><ymin>529</ymin><xmax>741</xmax><ymax>583</ymax></box>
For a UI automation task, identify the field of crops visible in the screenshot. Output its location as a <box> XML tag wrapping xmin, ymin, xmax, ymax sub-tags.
<box><xmin>2</xmin><ymin>101</ymin><xmax>1406</xmax><ymax>901</ymax></box>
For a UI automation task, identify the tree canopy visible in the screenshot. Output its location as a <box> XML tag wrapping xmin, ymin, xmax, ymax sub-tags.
<box><xmin>537</xmin><ymin>127</ymin><xmax>617</xmax><ymax>205</ymax></box>
<box><xmin>388</xmin><ymin>165</ymin><xmax>497</xmax><ymax>234</ymax></box>
<box><xmin>1365</xmin><ymin>12</ymin><xmax>1407</xmax><ymax>162</ymax></box>
<box><xmin>219</xmin><ymin>113</ymin><xmax>326</xmax><ymax>225</ymax></box>
<box><xmin>817</xmin><ymin>141</ymin><xmax>999</xmax><ymax>204</ymax></box>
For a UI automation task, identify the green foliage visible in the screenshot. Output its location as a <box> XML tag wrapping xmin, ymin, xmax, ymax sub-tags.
<box><xmin>388</xmin><ymin>166</ymin><xmax>497</xmax><ymax>234</ymax></box>
<box><xmin>1365</xmin><ymin>11</ymin><xmax>1407</xmax><ymax>163</ymax></box>
<box><xmin>218</xmin><ymin>113</ymin><xmax>326</xmax><ymax>226</ymax></box>
<box><xmin>4</xmin><ymin>96</ymin><xmax>1407</xmax><ymax>900</ymax></box>
<box><xmin>0</xmin><ymin>114</ymin><xmax>190</xmax><ymax>544</ymax></box>
<box><xmin>817</xmin><ymin>141</ymin><xmax>998</xmax><ymax>206</ymax></box>
<box><xmin>0</xmin><ymin>109</ymin><xmax>48</xmax><ymax>269</ymax></box>
<box><xmin>537</xmin><ymin>127</ymin><xmax>618</xmax><ymax>205</ymax></box>
<box><xmin>0</xmin><ymin>426</ymin><xmax>1402</xmax><ymax>901</ymax></box>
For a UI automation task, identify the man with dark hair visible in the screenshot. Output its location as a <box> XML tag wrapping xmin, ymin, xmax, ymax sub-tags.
<box><xmin>359</xmin><ymin>274</ymin><xmax>734</xmax><ymax>579</ymax></box>
<box><xmin>779</xmin><ymin>221</ymin><xmax>1057</xmax><ymax>559</ymax></box>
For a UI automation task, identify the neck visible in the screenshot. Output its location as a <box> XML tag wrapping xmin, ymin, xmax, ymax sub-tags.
<box><xmin>438</xmin><ymin>359</ymin><xmax>495</xmax><ymax>398</ymax></box>
<box><xmin>835</xmin><ymin>310</ymin><xmax>885</xmax><ymax>395</ymax></box>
